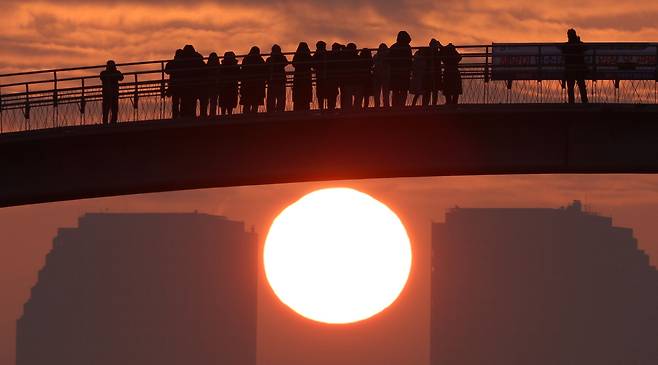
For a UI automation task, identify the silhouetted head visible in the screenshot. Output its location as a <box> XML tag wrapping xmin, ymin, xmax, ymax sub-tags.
<box><xmin>316</xmin><ymin>41</ymin><xmax>327</xmax><ymax>51</ymax></box>
<box><xmin>429</xmin><ymin>38</ymin><xmax>441</xmax><ymax>49</ymax></box>
<box><xmin>378</xmin><ymin>43</ymin><xmax>388</xmax><ymax>52</ymax></box>
<box><xmin>208</xmin><ymin>52</ymin><xmax>219</xmax><ymax>65</ymax></box>
<box><xmin>359</xmin><ymin>48</ymin><xmax>372</xmax><ymax>58</ymax></box>
<box><xmin>567</xmin><ymin>28</ymin><xmax>578</xmax><ymax>42</ymax></box>
<box><xmin>331</xmin><ymin>42</ymin><xmax>342</xmax><ymax>51</ymax></box>
<box><xmin>106</xmin><ymin>60</ymin><xmax>117</xmax><ymax>71</ymax></box>
<box><xmin>249</xmin><ymin>46</ymin><xmax>260</xmax><ymax>56</ymax></box>
<box><xmin>175</xmin><ymin>49</ymin><xmax>183</xmax><ymax>59</ymax></box>
<box><xmin>296</xmin><ymin>42</ymin><xmax>311</xmax><ymax>55</ymax></box>
<box><xmin>346</xmin><ymin>43</ymin><xmax>357</xmax><ymax>51</ymax></box>
<box><xmin>183</xmin><ymin>44</ymin><xmax>196</xmax><ymax>55</ymax></box>
<box><xmin>396</xmin><ymin>31</ymin><xmax>411</xmax><ymax>45</ymax></box>
<box><xmin>271</xmin><ymin>44</ymin><xmax>282</xmax><ymax>54</ymax></box>
<box><xmin>223</xmin><ymin>51</ymin><xmax>237</xmax><ymax>63</ymax></box>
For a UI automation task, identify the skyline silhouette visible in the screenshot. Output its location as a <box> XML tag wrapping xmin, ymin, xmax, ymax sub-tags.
<box><xmin>12</xmin><ymin>200</ymin><xmax>658</xmax><ymax>365</ymax></box>
<box><xmin>432</xmin><ymin>201</ymin><xmax>658</xmax><ymax>364</ymax></box>
<box><xmin>17</xmin><ymin>213</ymin><xmax>257</xmax><ymax>365</ymax></box>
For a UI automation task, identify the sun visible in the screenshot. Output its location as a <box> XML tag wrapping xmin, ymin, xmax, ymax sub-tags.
<box><xmin>263</xmin><ymin>187</ymin><xmax>412</xmax><ymax>324</ymax></box>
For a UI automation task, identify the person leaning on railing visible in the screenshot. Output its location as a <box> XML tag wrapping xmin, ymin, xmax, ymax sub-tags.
<box><xmin>99</xmin><ymin>60</ymin><xmax>124</xmax><ymax>124</ymax></box>
<box><xmin>440</xmin><ymin>43</ymin><xmax>462</xmax><ymax>105</ymax></box>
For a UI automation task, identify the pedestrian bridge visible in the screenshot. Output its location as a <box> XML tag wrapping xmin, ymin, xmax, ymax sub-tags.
<box><xmin>1</xmin><ymin>42</ymin><xmax>657</xmax><ymax>207</ymax></box>
<box><xmin>1</xmin><ymin>104</ymin><xmax>658</xmax><ymax>208</ymax></box>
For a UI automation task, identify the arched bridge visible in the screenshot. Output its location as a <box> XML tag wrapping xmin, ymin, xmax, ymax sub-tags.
<box><xmin>0</xmin><ymin>42</ymin><xmax>657</xmax><ymax>207</ymax></box>
<box><xmin>2</xmin><ymin>104</ymin><xmax>658</xmax><ymax>208</ymax></box>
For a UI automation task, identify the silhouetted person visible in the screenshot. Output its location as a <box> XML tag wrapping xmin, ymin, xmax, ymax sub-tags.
<box><xmin>372</xmin><ymin>43</ymin><xmax>390</xmax><ymax>108</ymax></box>
<box><xmin>354</xmin><ymin>48</ymin><xmax>373</xmax><ymax>109</ymax></box>
<box><xmin>165</xmin><ymin>49</ymin><xmax>183</xmax><ymax>118</ymax></box>
<box><xmin>313</xmin><ymin>41</ymin><xmax>329</xmax><ymax>111</ymax></box>
<box><xmin>410</xmin><ymin>47</ymin><xmax>429</xmax><ymax>106</ymax></box>
<box><xmin>219</xmin><ymin>51</ymin><xmax>239</xmax><ymax>115</ymax></box>
<box><xmin>339</xmin><ymin>43</ymin><xmax>359</xmax><ymax>111</ymax></box>
<box><xmin>207</xmin><ymin>52</ymin><xmax>221</xmax><ymax>117</ymax></box>
<box><xmin>241</xmin><ymin>46</ymin><xmax>266</xmax><ymax>113</ymax></box>
<box><xmin>179</xmin><ymin>45</ymin><xmax>206</xmax><ymax>118</ymax></box>
<box><xmin>428</xmin><ymin>39</ymin><xmax>443</xmax><ymax>105</ymax></box>
<box><xmin>388</xmin><ymin>31</ymin><xmax>413</xmax><ymax>107</ymax></box>
<box><xmin>266</xmin><ymin>44</ymin><xmax>288</xmax><ymax>112</ymax></box>
<box><xmin>292</xmin><ymin>42</ymin><xmax>314</xmax><ymax>111</ymax></box>
<box><xmin>99</xmin><ymin>60</ymin><xmax>124</xmax><ymax>124</ymax></box>
<box><xmin>563</xmin><ymin>28</ymin><xmax>589</xmax><ymax>104</ymax></box>
<box><xmin>324</xmin><ymin>42</ymin><xmax>343</xmax><ymax>111</ymax></box>
<box><xmin>440</xmin><ymin>43</ymin><xmax>462</xmax><ymax>105</ymax></box>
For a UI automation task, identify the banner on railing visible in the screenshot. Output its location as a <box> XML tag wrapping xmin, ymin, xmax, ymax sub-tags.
<box><xmin>491</xmin><ymin>43</ymin><xmax>658</xmax><ymax>81</ymax></box>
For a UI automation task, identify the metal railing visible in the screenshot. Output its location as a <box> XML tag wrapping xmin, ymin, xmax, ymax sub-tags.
<box><xmin>0</xmin><ymin>43</ymin><xmax>656</xmax><ymax>134</ymax></box>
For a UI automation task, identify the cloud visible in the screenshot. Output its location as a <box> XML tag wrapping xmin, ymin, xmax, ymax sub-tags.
<box><xmin>1</xmin><ymin>0</ymin><xmax>657</xmax><ymax>73</ymax></box>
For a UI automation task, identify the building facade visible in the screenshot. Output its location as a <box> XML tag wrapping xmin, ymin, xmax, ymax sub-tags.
<box><xmin>431</xmin><ymin>201</ymin><xmax>658</xmax><ymax>365</ymax></box>
<box><xmin>17</xmin><ymin>213</ymin><xmax>257</xmax><ymax>365</ymax></box>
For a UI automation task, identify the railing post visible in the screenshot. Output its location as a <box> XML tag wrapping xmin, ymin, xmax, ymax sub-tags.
<box><xmin>133</xmin><ymin>73</ymin><xmax>139</xmax><ymax>122</ymax></box>
<box><xmin>591</xmin><ymin>48</ymin><xmax>597</xmax><ymax>102</ymax></box>
<box><xmin>80</xmin><ymin>78</ymin><xmax>86</xmax><ymax>124</ymax></box>
<box><xmin>160</xmin><ymin>61</ymin><xmax>166</xmax><ymax>119</ymax></box>
<box><xmin>23</xmin><ymin>83</ymin><xmax>30</xmax><ymax>130</ymax></box>
<box><xmin>53</xmin><ymin>71</ymin><xmax>58</xmax><ymax>127</ymax></box>
<box><xmin>537</xmin><ymin>45</ymin><xmax>543</xmax><ymax>103</ymax></box>
<box><xmin>484</xmin><ymin>46</ymin><xmax>489</xmax><ymax>104</ymax></box>
<box><xmin>0</xmin><ymin>86</ymin><xmax>3</xmax><ymax>133</ymax></box>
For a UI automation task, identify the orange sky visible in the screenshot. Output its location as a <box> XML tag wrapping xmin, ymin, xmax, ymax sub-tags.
<box><xmin>1</xmin><ymin>0</ymin><xmax>658</xmax><ymax>73</ymax></box>
<box><xmin>1</xmin><ymin>1</ymin><xmax>658</xmax><ymax>364</ymax></box>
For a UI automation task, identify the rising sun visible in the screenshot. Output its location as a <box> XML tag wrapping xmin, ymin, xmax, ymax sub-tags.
<box><xmin>264</xmin><ymin>187</ymin><xmax>412</xmax><ymax>324</ymax></box>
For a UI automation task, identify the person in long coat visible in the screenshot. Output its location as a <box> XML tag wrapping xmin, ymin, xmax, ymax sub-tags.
<box><xmin>562</xmin><ymin>28</ymin><xmax>588</xmax><ymax>104</ymax></box>
<box><xmin>339</xmin><ymin>43</ymin><xmax>359</xmax><ymax>111</ymax></box>
<box><xmin>372</xmin><ymin>43</ymin><xmax>390</xmax><ymax>108</ymax></box>
<box><xmin>428</xmin><ymin>39</ymin><xmax>443</xmax><ymax>105</ymax></box>
<box><xmin>219</xmin><ymin>51</ymin><xmax>239</xmax><ymax>115</ymax></box>
<box><xmin>387</xmin><ymin>31</ymin><xmax>413</xmax><ymax>107</ymax></box>
<box><xmin>312</xmin><ymin>41</ymin><xmax>329</xmax><ymax>110</ymax></box>
<box><xmin>292</xmin><ymin>42</ymin><xmax>314</xmax><ymax>111</ymax></box>
<box><xmin>354</xmin><ymin>48</ymin><xmax>373</xmax><ymax>109</ymax></box>
<box><xmin>440</xmin><ymin>43</ymin><xmax>462</xmax><ymax>105</ymax></box>
<box><xmin>99</xmin><ymin>60</ymin><xmax>124</xmax><ymax>124</ymax></box>
<box><xmin>178</xmin><ymin>44</ymin><xmax>206</xmax><ymax>118</ymax></box>
<box><xmin>265</xmin><ymin>44</ymin><xmax>289</xmax><ymax>112</ymax></box>
<box><xmin>324</xmin><ymin>42</ymin><xmax>343</xmax><ymax>111</ymax></box>
<box><xmin>164</xmin><ymin>49</ymin><xmax>183</xmax><ymax>118</ymax></box>
<box><xmin>410</xmin><ymin>47</ymin><xmax>428</xmax><ymax>106</ymax></box>
<box><xmin>206</xmin><ymin>52</ymin><xmax>221</xmax><ymax>117</ymax></box>
<box><xmin>241</xmin><ymin>46</ymin><xmax>267</xmax><ymax>113</ymax></box>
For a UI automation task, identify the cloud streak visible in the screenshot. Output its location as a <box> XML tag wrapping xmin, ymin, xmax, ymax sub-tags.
<box><xmin>1</xmin><ymin>0</ymin><xmax>657</xmax><ymax>73</ymax></box>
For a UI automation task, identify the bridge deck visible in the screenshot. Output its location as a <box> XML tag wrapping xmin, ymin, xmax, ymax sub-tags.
<box><xmin>1</xmin><ymin>104</ymin><xmax>658</xmax><ymax>207</ymax></box>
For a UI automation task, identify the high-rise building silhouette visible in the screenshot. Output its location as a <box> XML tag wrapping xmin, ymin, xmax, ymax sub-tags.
<box><xmin>17</xmin><ymin>213</ymin><xmax>257</xmax><ymax>365</ymax></box>
<box><xmin>431</xmin><ymin>201</ymin><xmax>658</xmax><ymax>365</ymax></box>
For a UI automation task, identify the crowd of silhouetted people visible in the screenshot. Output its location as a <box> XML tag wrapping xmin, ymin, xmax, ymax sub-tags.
<box><xmin>99</xmin><ymin>29</ymin><xmax>589</xmax><ymax>123</ymax></box>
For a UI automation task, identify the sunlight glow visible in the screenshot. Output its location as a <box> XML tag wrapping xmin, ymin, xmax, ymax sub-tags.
<box><xmin>264</xmin><ymin>188</ymin><xmax>412</xmax><ymax>324</ymax></box>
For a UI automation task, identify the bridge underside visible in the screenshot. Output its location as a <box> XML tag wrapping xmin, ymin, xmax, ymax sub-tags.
<box><xmin>1</xmin><ymin>104</ymin><xmax>658</xmax><ymax>208</ymax></box>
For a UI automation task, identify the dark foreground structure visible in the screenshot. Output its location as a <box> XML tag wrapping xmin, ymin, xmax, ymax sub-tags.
<box><xmin>16</xmin><ymin>213</ymin><xmax>257</xmax><ymax>365</ymax></box>
<box><xmin>431</xmin><ymin>201</ymin><xmax>658</xmax><ymax>365</ymax></box>
<box><xmin>3</xmin><ymin>104</ymin><xmax>658</xmax><ymax>208</ymax></box>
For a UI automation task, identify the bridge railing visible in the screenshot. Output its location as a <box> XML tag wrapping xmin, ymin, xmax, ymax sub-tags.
<box><xmin>0</xmin><ymin>43</ymin><xmax>656</xmax><ymax>134</ymax></box>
